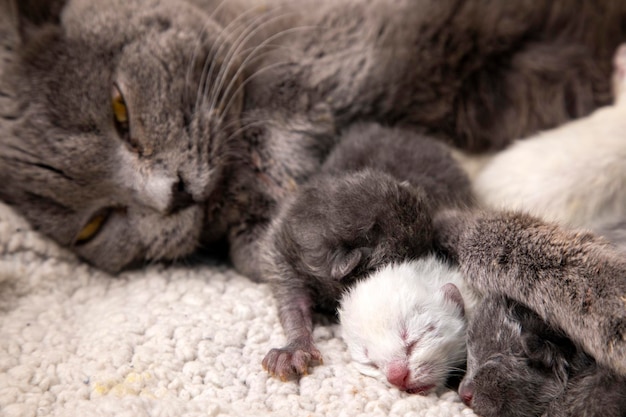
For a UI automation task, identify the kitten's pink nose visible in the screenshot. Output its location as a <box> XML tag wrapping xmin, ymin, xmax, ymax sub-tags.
<box><xmin>387</xmin><ymin>360</ymin><xmax>410</xmax><ymax>389</ymax></box>
<box><xmin>459</xmin><ymin>380</ymin><xmax>474</xmax><ymax>406</ymax></box>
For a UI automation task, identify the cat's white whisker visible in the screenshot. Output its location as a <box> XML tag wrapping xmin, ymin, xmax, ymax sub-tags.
<box><xmin>217</xmin><ymin>60</ymin><xmax>293</xmax><ymax>124</ymax></box>
<box><xmin>198</xmin><ymin>6</ymin><xmax>284</xmax><ymax>112</ymax></box>
<box><xmin>205</xmin><ymin>7</ymin><xmax>293</xmax><ymax>111</ymax></box>
<box><xmin>184</xmin><ymin>13</ymin><xmax>225</xmax><ymax>106</ymax></box>
<box><xmin>194</xmin><ymin>4</ymin><xmax>265</xmax><ymax>113</ymax></box>
<box><xmin>210</xmin><ymin>123</ymin><xmax>264</xmax><ymax>167</ymax></box>
<box><xmin>446</xmin><ymin>367</ymin><xmax>467</xmax><ymax>374</ymax></box>
<box><xmin>216</xmin><ymin>25</ymin><xmax>320</xmax><ymax>116</ymax></box>
<box><xmin>217</xmin><ymin>118</ymin><xmax>268</xmax><ymax>149</ymax></box>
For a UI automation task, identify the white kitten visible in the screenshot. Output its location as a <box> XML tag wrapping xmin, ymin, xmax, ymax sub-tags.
<box><xmin>473</xmin><ymin>44</ymin><xmax>626</xmax><ymax>229</ymax></box>
<box><xmin>338</xmin><ymin>255</ymin><xmax>480</xmax><ymax>395</ymax></box>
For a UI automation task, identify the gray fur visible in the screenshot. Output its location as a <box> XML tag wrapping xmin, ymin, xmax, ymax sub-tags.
<box><xmin>324</xmin><ymin>123</ymin><xmax>475</xmax><ymax>210</ymax></box>
<box><xmin>1</xmin><ymin>0</ymin><xmax>625</xmax><ymax>277</ymax></box>
<box><xmin>594</xmin><ymin>220</ymin><xmax>626</xmax><ymax>250</ymax></box>
<box><xmin>433</xmin><ymin>209</ymin><xmax>626</xmax><ymax>376</ymax></box>
<box><xmin>261</xmin><ymin>124</ymin><xmax>473</xmax><ymax>379</ymax></box>
<box><xmin>261</xmin><ymin>169</ymin><xmax>432</xmax><ymax>379</ymax></box>
<box><xmin>461</xmin><ymin>295</ymin><xmax>626</xmax><ymax>417</ymax></box>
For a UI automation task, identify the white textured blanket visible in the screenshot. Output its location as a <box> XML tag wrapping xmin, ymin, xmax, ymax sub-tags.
<box><xmin>0</xmin><ymin>201</ymin><xmax>475</xmax><ymax>417</ymax></box>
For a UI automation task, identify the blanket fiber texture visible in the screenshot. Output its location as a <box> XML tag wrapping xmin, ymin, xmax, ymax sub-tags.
<box><xmin>0</xmin><ymin>201</ymin><xmax>475</xmax><ymax>417</ymax></box>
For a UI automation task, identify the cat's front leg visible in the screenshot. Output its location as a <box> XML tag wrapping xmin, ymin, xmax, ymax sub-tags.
<box><xmin>434</xmin><ymin>209</ymin><xmax>626</xmax><ymax>376</ymax></box>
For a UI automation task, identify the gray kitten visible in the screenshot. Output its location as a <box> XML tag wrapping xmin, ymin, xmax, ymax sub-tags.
<box><xmin>1</xmin><ymin>0</ymin><xmax>626</xmax><ymax>278</ymax></box>
<box><xmin>261</xmin><ymin>123</ymin><xmax>473</xmax><ymax>380</ymax></box>
<box><xmin>434</xmin><ymin>209</ymin><xmax>626</xmax><ymax>377</ymax></box>
<box><xmin>460</xmin><ymin>295</ymin><xmax>626</xmax><ymax>417</ymax></box>
<box><xmin>322</xmin><ymin>123</ymin><xmax>474</xmax><ymax>210</ymax></box>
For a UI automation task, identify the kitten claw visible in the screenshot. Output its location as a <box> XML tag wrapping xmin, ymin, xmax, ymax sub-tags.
<box><xmin>262</xmin><ymin>344</ymin><xmax>323</xmax><ymax>380</ymax></box>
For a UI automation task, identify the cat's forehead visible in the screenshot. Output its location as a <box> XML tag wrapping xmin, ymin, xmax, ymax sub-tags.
<box><xmin>62</xmin><ymin>0</ymin><xmax>215</xmax><ymax>44</ymax></box>
<box><xmin>57</xmin><ymin>0</ymin><xmax>235</xmax><ymax>125</ymax></box>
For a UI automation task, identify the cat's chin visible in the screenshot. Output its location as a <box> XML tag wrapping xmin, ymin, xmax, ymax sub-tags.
<box><xmin>141</xmin><ymin>204</ymin><xmax>206</xmax><ymax>263</ymax></box>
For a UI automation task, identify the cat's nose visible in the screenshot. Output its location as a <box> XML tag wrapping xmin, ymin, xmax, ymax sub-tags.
<box><xmin>169</xmin><ymin>177</ymin><xmax>195</xmax><ymax>213</ymax></box>
<box><xmin>458</xmin><ymin>379</ymin><xmax>474</xmax><ymax>406</ymax></box>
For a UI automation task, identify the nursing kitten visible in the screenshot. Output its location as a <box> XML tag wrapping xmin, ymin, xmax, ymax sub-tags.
<box><xmin>473</xmin><ymin>43</ymin><xmax>626</xmax><ymax>229</ymax></box>
<box><xmin>339</xmin><ymin>255</ymin><xmax>480</xmax><ymax>395</ymax></box>
<box><xmin>261</xmin><ymin>124</ymin><xmax>473</xmax><ymax>380</ymax></box>
<box><xmin>434</xmin><ymin>209</ymin><xmax>626</xmax><ymax>376</ymax></box>
<box><xmin>460</xmin><ymin>295</ymin><xmax>626</xmax><ymax>417</ymax></box>
<box><xmin>262</xmin><ymin>169</ymin><xmax>432</xmax><ymax>380</ymax></box>
<box><xmin>322</xmin><ymin>123</ymin><xmax>474</xmax><ymax>210</ymax></box>
<box><xmin>1</xmin><ymin>0</ymin><xmax>625</xmax><ymax>278</ymax></box>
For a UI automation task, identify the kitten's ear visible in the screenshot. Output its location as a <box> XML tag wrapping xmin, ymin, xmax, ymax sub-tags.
<box><xmin>521</xmin><ymin>332</ymin><xmax>554</xmax><ymax>367</ymax></box>
<box><xmin>520</xmin><ymin>316</ymin><xmax>575</xmax><ymax>382</ymax></box>
<box><xmin>440</xmin><ymin>283</ymin><xmax>465</xmax><ymax>316</ymax></box>
<box><xmin>329</xmin><ymin>248</ymin><xmax>370</xmax><ymax>281</ymax></box>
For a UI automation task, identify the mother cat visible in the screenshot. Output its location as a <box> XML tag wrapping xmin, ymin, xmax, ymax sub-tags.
<box><xmin>1</xmin><ymin>0</ymin><xmax>625</xmax><ymax>279</ymax></box>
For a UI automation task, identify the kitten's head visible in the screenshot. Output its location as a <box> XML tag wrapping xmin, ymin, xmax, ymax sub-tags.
<box><xmin>0</xmin><ymin>0</ymin><xmax>245</xmax><ymax>272</ymax></box>
<box><xmin>272</xmin><ymin>169</ymin><xmax>434</xmax><ymax>284</ymax></box>
<box><xmin>339</xmin><ymin>258</ymin><xmax>468</xmax><ymax>395</ymax></box>
<box><xmin>459</xmin><ymin>296</ymin><xmax>576</xmax><ymax>417</ymax></box>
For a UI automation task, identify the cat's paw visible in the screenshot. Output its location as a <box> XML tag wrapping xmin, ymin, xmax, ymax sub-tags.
<box><xmin>262</xmin><ymin>342</ymin><xmax>323</xmax><ymax>381</ymax></box>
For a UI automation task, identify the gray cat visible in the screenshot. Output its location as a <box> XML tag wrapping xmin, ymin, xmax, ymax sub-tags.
<box><xmin>1</xmin><ymin>0</ymin><xmax>626</xmax><ymax>278</ymax></box>
<box><xmin>433</xmin><ymin>209</ymin><xmax>626</xmax><ymax>377</ymax></box>
<box><xmin>460</xmin><ymin>295</ymin><xmax>626</xmax><ymax>417</ymax></box>
<box><xmin>261</xmin><ymin>123</ymin><xmax>473</xmax><ymax>380</ymax></box>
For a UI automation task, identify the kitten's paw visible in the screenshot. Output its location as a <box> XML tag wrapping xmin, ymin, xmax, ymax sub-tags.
<box><xmin>262</xmin><ymin>343</ymin><xmax>323</xmax><ymax>381</ymax></box>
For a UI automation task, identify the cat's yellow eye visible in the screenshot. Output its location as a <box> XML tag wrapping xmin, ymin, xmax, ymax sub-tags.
<box><xmin>75</xmin><ymin>212</ymin><xmax>108</xmax><ymax>245</ymax></box>
<box><xmin>112</xmin><ymin>85</ymin><xmax>128</xmax><ymax>125</ymax></box>
<box><xmin>111</xmin><ymin>84</ymin><xmax>133</xmax><ymax>147</ymax></box>
<box><xmin>111</xmin><ymin>84</ymin><xmax>145</xmax><ymax>155</ymax></box>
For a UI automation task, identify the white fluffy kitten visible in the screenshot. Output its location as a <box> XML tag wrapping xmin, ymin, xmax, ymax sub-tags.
<box><xmin>338</xmin><ymin>255</ymin><xmax>480</xmax><ymax>395</ymax></box>
<box><xmin>473</xmin><ymin>44</ymin><xmax>626</xmax><ymax>229</ymax></box>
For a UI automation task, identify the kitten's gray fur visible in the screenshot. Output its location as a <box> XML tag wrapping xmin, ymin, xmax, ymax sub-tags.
<box><xmin>261</xmin><ymin>123</ymin><xmax>473</xmax><ymax>379</ymax></box>
<box><xmin>461</xmin><ymin>295</ymin><xmax>626</xmax><ymax>417</ymax></box>
<box><xmin>1</xmin><ymin>0</ymin><xmax>626</xmax><ymax>277</ymax></box>
<box><xmin>322</xmin><ymin>123</ymin><xmax>475</xmax><ymax>210</ymax></box>
<box><xmin>433</xmin><ymin>209</ymin><xmax>626</xmax><ymax>376</ymax></box>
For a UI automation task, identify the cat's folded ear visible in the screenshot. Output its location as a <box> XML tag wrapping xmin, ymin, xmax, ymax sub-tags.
<box><xmin>4</xmin><ymin>0</ymin><xmax>67</xmax><ymax>41</ymax></box>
